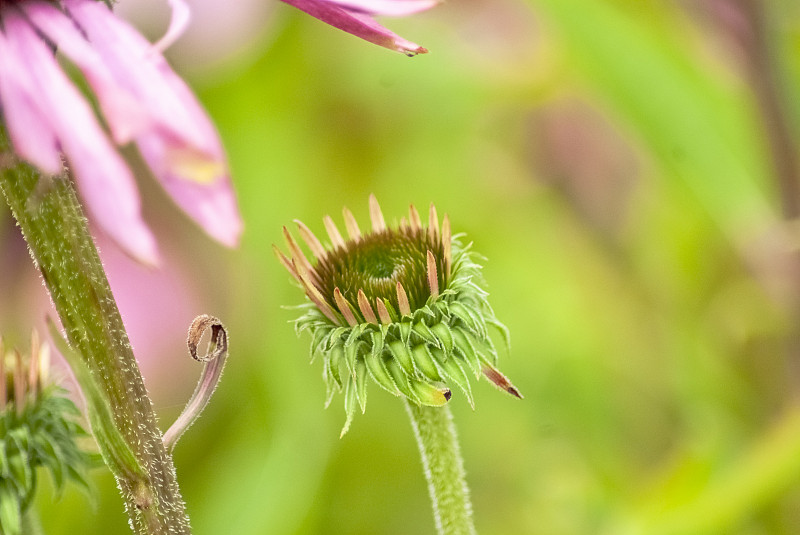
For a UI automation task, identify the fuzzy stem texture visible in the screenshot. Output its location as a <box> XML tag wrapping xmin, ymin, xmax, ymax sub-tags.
<box><xmin>405</xmin><ymin>401</ymin><xmax>477</xmax><ymax>535</ymax></box>
<box><xmin>0</xmin><ymin>133</ymin><xmax>190</xmax><ymax>534</ymax></box>
<box><xmin>21</xmin><ymin>509</ymin><xmax>43</xmax><ymax>535</ymax></box>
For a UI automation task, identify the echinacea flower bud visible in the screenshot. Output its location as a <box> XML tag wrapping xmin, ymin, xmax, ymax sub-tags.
<box><xmin>276</xmin><ymin>196</ymin><xmax>520</xmax><ymax>435</ymax></box>
<box><xmin>0</xmin><ymin>331</ymin><xmax>92</xmax><ymax>535</ymax></box>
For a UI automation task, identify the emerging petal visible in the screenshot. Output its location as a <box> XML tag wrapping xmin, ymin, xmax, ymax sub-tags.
<box><xmin>4</xmin><ymin>12</ymin><xmax>159</xmax><ymax>265</ymax></box>
<box><xmin>281</xmin><ymin>0</ymin><xmax>429</xmax><ymax>55</ymax></box>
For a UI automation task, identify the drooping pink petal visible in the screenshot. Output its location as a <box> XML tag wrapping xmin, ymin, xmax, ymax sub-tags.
<box><xmin>4</xmin><ymin>12</ymin><xmax>159</xmax><ymax>265</ymax></box>
<box><xmin>66</xmin><ymin>0</ymin><xmax>243</xmax><ymax>247</ymax></box>
<box><xmin>281</xmin><ymin>0</ymin><xmax>429</xmax><ymax>55</ymax></box>
<box><xmin>153</xmin><ymin>0</ymin><xmax>192</xmax><ymax>53</ymax></box>
<box><xmin>0</xmin><ymin>30</ymin><xmax>62</xmax><ymax>174</ymax></box>
<box><xmin>22</xmin><ymin>1</ymin><xmax>148</xmax><ymax>145</ymax></box>
<box><xmin>329</xmin><ymin>0</ymin><xmax>438</xmax><ymax>17</ymax></box>
<box><xmin>64</xmin><ymin>0</ymin><xmax>208</xmax><ymax>150</ymax></box>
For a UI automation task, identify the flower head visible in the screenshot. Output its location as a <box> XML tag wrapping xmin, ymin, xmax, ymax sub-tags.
<box><xmin>0</xmin><ymin>331</ymin><xmax>92</xmax><ymax>535</ymax></box>
<box><xmin>276</xmin><ymin>196</ymin><xmax>520</xmax><ymax>435</ymax></box>
<box><xmin>0</xmin><ymin>0</ymin><xmax>242</xmax><ymax>265</ymax></box>
<box><xmin>280</xmin><ymin>0</ymin><xmax>438</xmax><ymax>56</ymax></box>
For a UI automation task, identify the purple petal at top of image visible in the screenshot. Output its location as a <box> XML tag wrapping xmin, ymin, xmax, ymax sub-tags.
<box><xmin>0</xmin><ymin>0</ymin><xmax>243</xmax><ymax>265</ymax></box>
<box><xmin>280</xmin><ymin>0</ymin><xmax>439</xmax><ymax>55</ymax></box>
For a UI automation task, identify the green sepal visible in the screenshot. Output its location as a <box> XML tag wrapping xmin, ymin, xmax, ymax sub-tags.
<box><xmin>385</xmin><ymin>359</ymin><xmax>422</xmax><ymax>404</ymax></box>
<box><xmin>412</xmin><ymin>321</ymin><xmax>439</xmax><ymax>347</ymax></box>
<box><xmin>329</xmin><ymin>344</ymin><xmax>345</xmax><ymax>389</ymax></box>
<box><xmin>0</xmin><ymin>439</ymin><xmax>8</xmax><ymax>478</ymax></box>
<box><xmin>430</xmin><ymin>322</ymin><xmax>454</xmax><ymax>355</ymax></box>
<box><xmin>309</xmin><ymin>327</ymin><xmax>329</xmax><ymax>362</ymax></box>
<box><xmin>326</xmin><ymin>327</ymin><xmax>349</xmax><ymax>350</ymax></box>
<box><xmin>323</xmin><ymin>359</ymin><xmax>337</xmax><ymax>409</ymax></box>
<box><xmin>432</xmin><ymin>349</ymin><xmax>474</xmax><ymax>408</ymax></box>
<box><xmin>34</xmin><ymin>431</ymin><xmax>64</xmax><ymax>494</ymax></box>
<box><xmin>370</xmin><ymin>331</ymin><xmax>385</xmax><ymax>358</ymax></box>
<box><xmin>488</xmin><ymin>318</ymin><xmax>511</xmax><ymax>352</ymax></box>
<box><xmin>447</xmin><ymin>301</ymin><xmax>478</xmax><ymax>332</ymax></box>
<box><xmin>398</xmin><ymin>321</ymin><xmax>413</xmax><ymax>344</ymax></box>
<box><xmin>0</xmin><ymin>483</ymin><xmax>21</xmax><ymax>535</ymax></box>
<box><xmin>409</xmin><ymin>380</ymin><xmax>451</xmax><ymax>407</ymax></box>
<box><xmin>365</xmin><ymin>352</ymin><xmax>401</xmax><ymax>396</ymax></box>
<box><xmin>355</xmin><ymin>360</ymin><xmax>368</xmax><ymax>414</ymax></box>
<box><xmin>341</xmin><ymin>377</ymin><xmax>357</xmax><ymax>437</ymax></box>
<box><xmin>7</xmin><ymin>430</ymin><xmax>32</xmax><ymax>496</ymax></box>
<box><xmin>412</xmin><ymin>344</ymin><xmax>442</xmax><ymax>381</ymax></box>
<box><xmin>345</xmin><ymin>340</ymin><xmax>367</xmax><ymax>378</ymax></box>
<box><xmin>452</xmin><ymin>329</ymin><xmax>481</xmax><ymax>378</ymax></box>
<box><xmin>450</xmin><ymin>301</ymin><xmax>487</xmax><ymax>338</ymax></box>
<box><xmin>387</xmin><ymin>340</ymin><xmax>415</xmax><ymax>376</ymax></box>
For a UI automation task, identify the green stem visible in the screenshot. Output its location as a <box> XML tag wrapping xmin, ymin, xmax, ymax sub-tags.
<box><xmin>0</xmin><ymin>139</ymin><xmax>190</xmax><ymax>533</ymax></box>
<box><xmin>21</xmin><ymin>508</ymin><xmax>43</xmax><ymax>535</ymax></box>
<box><xmin>405</xmin><ymin>401</ymin><xmax>477</xmax><ymax>535</ymax></box>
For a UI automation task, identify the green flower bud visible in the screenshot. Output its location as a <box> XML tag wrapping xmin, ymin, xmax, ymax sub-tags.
<box><xmin>0</xmin><ymin>331</ymin><xmax>92</xmax><ymax>535</ymax></box>
<box><xmin>276</xmin><ymin>196</ymin><xmax>521</xmax><ymax>435</ymax></box>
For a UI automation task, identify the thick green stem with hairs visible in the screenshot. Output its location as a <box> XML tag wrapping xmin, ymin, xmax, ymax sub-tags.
<box><xmin>0</xmin><ymin>133</ymin><xmax>190</xmax><ymax>534</ymax></box>
<box><xmin>405</xmin><ymin>402</ymin><xmax>477</xmax><ymax>535</ymax></box>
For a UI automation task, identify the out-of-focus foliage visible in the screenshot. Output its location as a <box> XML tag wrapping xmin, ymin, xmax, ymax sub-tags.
<box><xmin>2</xmin><ymin>0</ymin><xmax>800</xmax><ymax>533</ymax></box>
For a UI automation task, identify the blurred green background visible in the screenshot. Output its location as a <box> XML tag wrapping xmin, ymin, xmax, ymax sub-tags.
<box><xmin>3</xmin><ymin>0</ymin><xmax>800</xmax><ymax>533</ymax></box>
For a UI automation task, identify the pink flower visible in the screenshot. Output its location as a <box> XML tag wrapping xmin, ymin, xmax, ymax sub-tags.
<box><xmin>0</xmin><ymin>0</ymin><xmax>242</xmax><ymax>265</ymax></box>
<box><xmin>281</xmin><ymin>0</ymin><xmax>438</xmax><ymax>55</ymax></box>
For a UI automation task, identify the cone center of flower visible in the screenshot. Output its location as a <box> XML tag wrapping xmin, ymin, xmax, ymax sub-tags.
<box><xmin>315</xmin><ymin>228</ymin><xmax>444</xmax><ymax>313</ymax></box>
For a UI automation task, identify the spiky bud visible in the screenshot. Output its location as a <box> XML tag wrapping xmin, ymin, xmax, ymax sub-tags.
<box><xmin>0</xmin><ymin>332</ymin><xmax>92</xmax><ymax>535</ymax></box>
<box><xmin>276</xmin><ymin>196</ymin><xmax>521</xmax><ymax>435</ymax></box>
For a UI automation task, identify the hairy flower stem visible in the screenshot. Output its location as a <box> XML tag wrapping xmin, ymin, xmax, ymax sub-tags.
<box><xmin>0</xmin><ymin>133</ymin><xmax>190</xmax><ymax>534</ymax></box>
<box><xmin>21</xmin><ymin>510</ymin><xmax>43</xmax><ymax>535</ymax></box>
<box><xmin>405</xmin><ymin>401</ymin><xmax>477</xmax><ymax>535</ymax></box>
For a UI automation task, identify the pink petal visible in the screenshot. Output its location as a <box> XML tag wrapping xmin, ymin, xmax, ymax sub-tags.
<box><xmin>153</xmin><ymin>0</ymin><xmax>192</xmax><ymax>53</ymax></box>
<box><xmin>66</xmin><ymin>0</ymin><xmax>243</xmax><ymax>247</ymax></box>
<box><xmin>4</xmin><ymin>12</ymin><xmax>159</xmax><ymax>266</ymax></box>
<box><xmin>281</xmin><ymin>0</ymin><xmax>428</xmax><ymax>55</ymax></box>
<box><xmin>137</xmin><ymin>132</ymin><xmax>242</xmax><ymax>247</ymax></box>
<box><xmin>65</xmin><ymin>0</ymin><xmax>209</xmax><ymax>152</ymax></box>
<box><xmin>0</xmin><ymin>30</ymin><xmax>62</xmax><ymax>174</ymax></box>
<box><xmin>329</xmin><ymin>0</ymin><xmax>438</xmax><ymax>17</ymax></box>
<box><xmin>22</xmin><ymin>1</ymin><xmax>148</xmax><ymax>145</ymax></box>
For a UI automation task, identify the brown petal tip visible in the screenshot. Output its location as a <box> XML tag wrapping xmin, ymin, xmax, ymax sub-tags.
<box><xmin>482</xmin><ymin>365</ymin><xmax>523</xmax><ymax>399</ymax></box>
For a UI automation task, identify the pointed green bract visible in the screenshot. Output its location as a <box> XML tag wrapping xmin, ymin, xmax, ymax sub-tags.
<box><xmin>277</xmin><ymin>199</ymin><xmax>520</xmax><ymax>434</ymax></box>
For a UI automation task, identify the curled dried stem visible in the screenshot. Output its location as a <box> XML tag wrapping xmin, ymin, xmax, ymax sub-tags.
<box><xmin>163</xmin><ymin>315</ymin><xmax>230</xmax><ymax>452</ymax></box>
